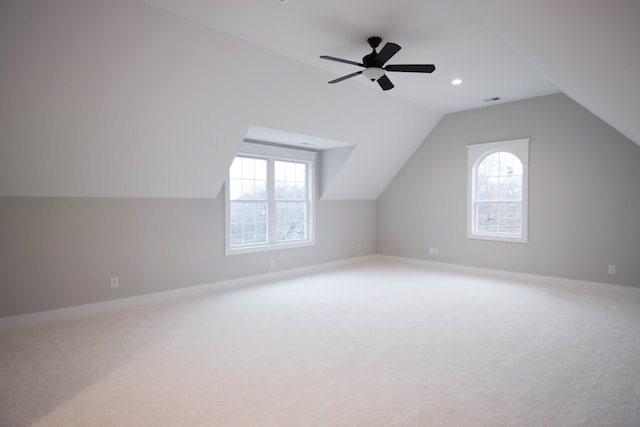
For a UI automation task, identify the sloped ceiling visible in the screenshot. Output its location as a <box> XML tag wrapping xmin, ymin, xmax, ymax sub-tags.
<box><xmin>0</xmin><ymin>0</ymin><xmax>439</xmax><ymax>199</ymax></box>
<box><xmin>470</xmin><ymin>0</ymin><xmax>640</xmax><ymax>145</ymax></box>
<box><xmin>141</xmin><ymin>0</ymin><xmax>559</xmax><ymax>113</ymax></box>
<box><xmin>1</xmin><ymin>0</ymin><xmax>638</xmax><ymax>200</ymax></box>
<box><xmin>141</xmin><ymin>0</ymin><xmax>640</xmax><ymax>145</ymax></box>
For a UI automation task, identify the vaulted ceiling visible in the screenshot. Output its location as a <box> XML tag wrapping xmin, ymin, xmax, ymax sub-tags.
<box><xmin>1</xmin><ymin>0</ymin><xmax>638</xmax><ymax>200</ymax></box>
<box><xmin>141</xmin><ymin>0</ymin><xmax>639</xmax><ymax>140</ymax></box>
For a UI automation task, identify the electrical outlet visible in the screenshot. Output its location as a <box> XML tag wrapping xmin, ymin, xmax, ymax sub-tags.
<box><xmin>429</xmin><ymin>247</ymin><xmax>439</xmax><ymax>255</ymax></box>
<box><xmin>270</xmin><ymin>260</ymin><xmax>275</xmax><ymax>269</ymax></box>
<box><xmin>608</xmin><ymin>265</ymin><xmax>616</xmax><ymax>275</ymax></box>
<box><xmin>110</xmin><ymin>277</ymin><xmax>119</xmax><ymax>288</ymax></box>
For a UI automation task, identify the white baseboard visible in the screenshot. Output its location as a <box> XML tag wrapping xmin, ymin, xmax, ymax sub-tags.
<box><xmin>0</xmin><ymin>255</ymin><xmax>376</xmax><ymax>331</ymax></box>
<box><xmin>3</xmin><ymin>254</ymin><xmax>636</xmax><ymax>331</ymax></box>
<box><xmin>372</xmin><ymin>254</ymin><xmax>639</xmax><ymax>295</ymax></box>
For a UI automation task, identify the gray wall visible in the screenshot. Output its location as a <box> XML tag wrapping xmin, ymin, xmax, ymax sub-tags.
<box><xmin>377</xmin><ymin>94</ymin><xmax>640</xmax><ymax>287</ymax></box>
<box><xmin>0</xmin><ymin>197</ymin><xmax>375</xmax><ymax>317</ymax></box>
<box><xmin>4</xmin><ymin>92</ymin><xmax>639</xmax><ymax>318</ymax></box>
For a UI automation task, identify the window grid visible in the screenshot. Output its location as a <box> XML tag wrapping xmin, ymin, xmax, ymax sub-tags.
<box><xmin>226</xmin><ymin>146</ymin><xmax>314</xmax><ymax>255</ymax></box>
<box><xmin>467</xmin><ymin>139</ymin><xmax>529</xmax><ymax>244</ymax></box>
<box><xmin>274</xmin><ymin>160</ymin><xmax>308</xmax><ymax>242</ymax></box>
<box><xmin>473</xmin><ymin>151</ymin><xmax>523</xmax><ymax>237</ymax></box>
<box><xmin>229</xmin><ymin>201</ymin><xmax>268</xmax><ymax>246</ymax></box>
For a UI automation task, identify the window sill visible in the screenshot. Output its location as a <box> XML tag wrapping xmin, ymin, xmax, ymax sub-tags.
<box><xmin>225</xmin><ymin>239</ymin><xmax>315</xmax><ymax>256</ymax></box>
<box><xmin>467</xmin><ymin>233</ymin><xmax>528</xmax><ymax>244</ymax></box>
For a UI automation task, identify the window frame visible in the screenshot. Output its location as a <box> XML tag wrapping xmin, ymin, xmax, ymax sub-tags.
<box><xmin>225</xmin><ymin>142</ymin><xmax>316</xmax><ymax>256</ymax></box>
<box><xmin>467</xmin><ymin>138</ymin><xmax>530</xmax><ymax>244</ymax></box>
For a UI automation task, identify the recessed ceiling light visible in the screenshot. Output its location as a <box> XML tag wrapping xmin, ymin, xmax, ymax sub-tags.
<box><xmin>451</xmin><ymin>78</ymin><xmax>463</xmax><ymax>85</ymax></box>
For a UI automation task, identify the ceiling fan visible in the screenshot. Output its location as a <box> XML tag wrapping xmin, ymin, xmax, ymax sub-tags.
<box><xmin>320</xmin><ymin>37</ymin><xmax>435</xmax><ymax>91</ymax></box>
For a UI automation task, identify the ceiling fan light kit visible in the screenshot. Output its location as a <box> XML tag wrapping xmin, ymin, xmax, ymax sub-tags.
<box><xmin>320</xmin><ymin>36</ymin><xmax>435</xmax><ymax>91</ymax></box>
<box><xmin>362</xmin><ymin>67</ymin><xmax>385</xmax><ymax>81</ymax></box>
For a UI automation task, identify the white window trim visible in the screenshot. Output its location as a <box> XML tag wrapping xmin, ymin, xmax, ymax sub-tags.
<box><xmin>225</xmin><ymin>142</ymin><xmax>316</xmax><ymax>256</ymax></box>
<box><xmin>467</xmin><ymin>138</ymin><xmax>530</xmax><ymax>244</ymax></box>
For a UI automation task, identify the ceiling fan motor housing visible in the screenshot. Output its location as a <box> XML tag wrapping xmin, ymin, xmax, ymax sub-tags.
<box><xmin>367</xmin><ymin>36</ymin><xmax>382</xmax><ymax>49</ymax></box>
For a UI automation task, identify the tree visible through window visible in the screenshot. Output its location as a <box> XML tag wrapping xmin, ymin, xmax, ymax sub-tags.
<box><xmin>274</xmin><ymin>160</ymin><xmax>308</xmax><ymax>242</ymax></box>
<box><xmin>474</xmin><ymin>151</ymin><xmax>523</xmax><ymax>235</ymax></box>
<box><xmin>226</xmin><ymin>143</ymin><xmax>315</xmax><ymax>255</ymax></box>
<box><xmin>467</xmin><ymin>139</ymin><xmax>529</xmax><ymax>243</ymax></box>
<box><xmin>229</xmin><ymin>157</ymin><xmax>268</xmax><ymax>246</ymax></box>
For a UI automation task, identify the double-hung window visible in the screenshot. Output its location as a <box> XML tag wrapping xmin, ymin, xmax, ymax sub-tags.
<box><xmin>467</xmin><ymin>138</ymin><xmax>529</xmax><ymax>243</ymax></box>
<box><xmin>225</xmin><ymin>142</ymin><xmax>315</xmax><ymax>255</ymax></box>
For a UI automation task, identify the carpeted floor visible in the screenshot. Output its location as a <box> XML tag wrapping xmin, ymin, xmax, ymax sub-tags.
<box><xmin>1</xmin><ymin>260</ymin><xmax>639</xmax><ymax>426</ymax></box>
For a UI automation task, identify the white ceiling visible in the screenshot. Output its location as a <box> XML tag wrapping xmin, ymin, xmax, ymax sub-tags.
<box><xmin>470</xmin><ymin>0</ymin><xmax>640</xmax><ymax>147</ymax></box>
<box><xmin>141</xmin><ymin>0</ymin><xmax>559</xmax><ymax>114</ymax></box>
<box><xmin>142</xmin><ymin>0</ymin><xmax>640</xmax><ymax>144</ymax></box>
<box><xmin>1</xmin><ymin>0</ymin><xmax>638</xmax><ymax>200</ymax></box>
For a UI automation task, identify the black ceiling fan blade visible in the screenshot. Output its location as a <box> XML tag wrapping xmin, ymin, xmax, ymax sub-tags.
<box><xmin>320</xmin><ymin>55</ymin><xmax>364</xmax><ymax>67</ymax></box>
<box><xmin>377</xmin><ymin>74</ymin><xmax>394</xmax><ymax>91</ymax></box>
<box><xmin>385</xmin><ymin>64</ymin><xmax>436</xmax><ymax>73</ymax></box>
<box><xmin>328</xmin><ymin>70</ymin><xmax>363</xmax><ymax>84</ymax></box>
<box><xmin>376</xmin><ymin>42</ymin><xmax>401</xmax><ymax>65</ymax></box>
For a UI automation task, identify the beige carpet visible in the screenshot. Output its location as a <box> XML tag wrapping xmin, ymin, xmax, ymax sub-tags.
<box><xmin>1</xmin><ymin>260</ymin><xmax>639</xmax><ymax>426</ymax></box>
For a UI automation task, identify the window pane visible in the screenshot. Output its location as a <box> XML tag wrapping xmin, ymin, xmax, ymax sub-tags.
<box><xmin>241</xmin><ymin>180</ymin><xmax>255</xmax><ymax>198</ymax></box>
<box><xmin>276</xmin><ymin>201</ymin><xmax>307</xmax><ymax>242</ymax></box>
<box><xmin>229</xmin><ymin>178</ymin><xmax>242</xmax><ymax>200</ymax></box>
<box><xmin>275</xmin><ymin>160</ymin><xmax>306</xmax><ymax>200</ymax></box>
<box><xmin>230</xmin><ymin>202</ymin><xmax>242</xmax><ymax>224</ymax></box>
<box><xmin>227</xmin><ymin>145</ymin><xmax>315</xmax><ymax>252</ymax></box>
<box><xmin>468</xmin><ymin>139</ymin><xmax>529</xmax><ymax>243</ymax></box>
<box><xmin>475</xmin><ymin>202</ymin><xmax>522</xmax><ymax>235</ymax></box>
<box><xmin>478</xmin><ymin>153</ymin><xmax>500</xmax><ymax>177</ymax></box>
<box><xmin>500</xmin><ymin>176</ymin><xmax>522</xmax><ymax>200</ymax></box>
<box><xmin>230</xmin><ymin>157</ymin><xmax>268</xmax><ymax>201</ymax></box>
<box><xmin>476</xmin><ymin>176</ymin><xmax>500</xmax><ymax>201</ymax></box>
<box><xmin>476</xmin><ymin>202</ymin><xmax>499</xmax><ymax>233</ymax></box>
<box><xmin>498</xmin><ymin>203</ymin><xmax>522</xmax><ymax>235</ymax></box>
<box><xmin>296</xmin><ymin>163</ymin><xmax>306</xmax><ymax>180</ymax></box>
<box><xmin>474</xmin><ymin>150</ymin><xmax>524</xmax><ymax>237</ymax></box>
<box><xmin>498</xmin><ymin>152</ymin><xmax>522</xmax><ymax>176</ymax></box>
<box><xmin>230</xmin><ymin>201</ymin><xmax>268</xmax><ymax>246</ymax></box>
<box><xmin>230</xmin><ymin>223</ymin><xmax>243</xmax><ymax>246</ymax></box>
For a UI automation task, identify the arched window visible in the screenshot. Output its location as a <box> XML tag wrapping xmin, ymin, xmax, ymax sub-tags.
<box><xmin>467</xmin><ymin>139</ymin><xmax>529</xmax><ymax>243</ymax></box>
